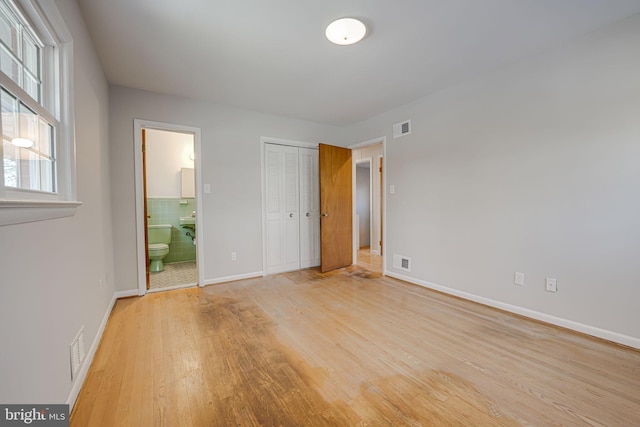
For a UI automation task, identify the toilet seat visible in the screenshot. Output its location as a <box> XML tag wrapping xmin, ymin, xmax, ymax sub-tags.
<box><xmin>148</xmin><ymin>243</ymin><xmax>169</xmax><ymax>251</ymax></box>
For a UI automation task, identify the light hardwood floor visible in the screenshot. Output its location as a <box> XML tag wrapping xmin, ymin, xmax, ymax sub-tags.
<box><xmin>356</xmin><ymin>247</ymin><xmax>382</xmax><ymax>274</ymax></box>
<box><xmin>71</xmin><ymin>266</ymin><xmax>640</xmax><ymax>426</ymax></box>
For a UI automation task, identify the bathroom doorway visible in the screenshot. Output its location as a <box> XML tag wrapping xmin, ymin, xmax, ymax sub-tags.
<box><xmin>134</xmin><ymin>120</ymin><xmax>204</xmax><ymax>295</ymax></box>
<box><xmin>352</xmin><ymin>140</ymin><xmax>384</xmax><ymax>274</ymax></box>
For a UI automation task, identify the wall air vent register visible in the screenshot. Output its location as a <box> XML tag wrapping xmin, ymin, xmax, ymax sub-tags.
<box><xmin>393</xmin><ymin>120</ymin><xmax>411</xmax><ymax>139</ymax></box>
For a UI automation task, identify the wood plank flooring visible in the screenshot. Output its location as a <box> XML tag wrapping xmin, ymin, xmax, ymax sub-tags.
<box><xmin>71</xmin><ymin>266</ymin><xmax>640</xmax><ymax>426</ymax></box>
<box><xmin>356</xmin><ymin>248</ymin><xmax>382</xmax><ymax>274</ymax></box>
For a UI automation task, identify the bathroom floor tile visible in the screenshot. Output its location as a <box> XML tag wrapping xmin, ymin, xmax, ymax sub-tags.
<box><xmin>149</xmin><ymin>261</ymin><xmax>197</xmax><ymax>290</ymax></box>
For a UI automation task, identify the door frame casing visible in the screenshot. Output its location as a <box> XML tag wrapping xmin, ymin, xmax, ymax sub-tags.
<box><xmin>134</xmin><ymin>119</ymin><xmax>204</xmax><ymax>295</ymax></box>
<box><xmin>260</xmin><ymin>136</ymin><xmax>318</xmax><ymax>276</ymax></box>
<box><xmin>349</xmin><ymin>136</ymin><xmax>387</xmax><ymax>273</ymax></box>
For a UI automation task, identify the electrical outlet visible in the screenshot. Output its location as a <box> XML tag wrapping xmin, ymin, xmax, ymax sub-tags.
<box><xmin>514</xmin><ymin>272</ymin><xmax>525</xmax><ymax>286</ymax></box>
<box><xmin>545</xmin><ymin>277</ymin><xmax>557</xmax><ymax>292</ymax></box>
<box><xmin>231</xmin><ymin>252</ymin><xmax>237</xmax><ymax>261</ymax></box>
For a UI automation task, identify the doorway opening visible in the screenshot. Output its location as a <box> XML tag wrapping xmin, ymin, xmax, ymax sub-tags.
<box><xmin>352</xmin><ymin>139</ymin><xmax>385</xmax><ymax>274</ymax></box>
<box><xmin>134</xmin><ymin>120</ymin><xmax>204</xmax><ymax>295</ymax></box>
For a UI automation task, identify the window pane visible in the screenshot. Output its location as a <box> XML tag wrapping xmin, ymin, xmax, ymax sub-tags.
<box><xmin>2</xmin><ymin>88</ymin><xmax>55</xmax><ymax>193</ymax></box>
<box><xmin>38</xmin><ymin>117</ymin><xmax>52</xmax><ymax>156</ymax></box>
<box><xmin>0</xmin><ymin>43</ymin><xmax>20</xmax><ymax>85</ymax></box>
<box><xmin>2</xmin><ymin>137</ymin><xmax>17</xmax><ymax>187</ymax></box>
<box><xmin>22</xmin><ymin>33</ymin><xmax>39</xmax><ymax>75</ymax></box>
<box><xmin>1</xmin><ymin>87</ymin><xmax>17</xmax><ymax>139</ymax></box>
<box><xmin>23</xmin><ymin>70</ymin><xmax>39</xmax><ymax>101</ymax></box>
<box><xmin>39</xmin><ymin>155</ymin><xmax>53</xmax><ymax>192</ymax></box>
<box><xmin>0</xmin><ymin>4</ymin><xmax>19</xmax><ymax>55</ymax></box>
<box><xmin>3</xmin><ymin>137</ymin><xmax>55</xmax><ymax>192</ymax></box>
<box><xmin>18</xmin><ymin>101</ymin><xmax>37</xmax><ymax>144</ymax></box>
<box><xmin>20</xmin><ymin>148</ymin><xmax>38</xmax><ymax>190</ymax></box>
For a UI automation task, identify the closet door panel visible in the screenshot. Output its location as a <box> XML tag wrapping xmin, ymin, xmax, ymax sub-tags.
<box><xmin>283</xmin><ymin>148</ymin><xmax>300</xmax><ymax>272</ymax></box>
<box><xmin>299</xmin><ymin>148</ymin><xmax>320</xmax><ymax>268</ymax></box>
<box><xmin>265</xmin><ymin>146</ymin><xmax>282</xmax><ymax>274</ymax></box>
<box><xmin>265</xmin><ymin>144</ymin><xmax>300</xmax><ymax>274</ymax></box>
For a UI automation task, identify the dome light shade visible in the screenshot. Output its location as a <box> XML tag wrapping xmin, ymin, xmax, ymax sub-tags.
<box><xmin>326</xmin><ymin>18</ymin><xmax>366</xmax><ymax>45</ymax></box>
<box><xmin>11</xmin><ymin>138</ymin><xmax>34</xmax><ymax>148</ymax></box>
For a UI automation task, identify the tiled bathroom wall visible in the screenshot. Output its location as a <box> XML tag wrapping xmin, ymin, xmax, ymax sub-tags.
<box><xmin>147</xmin><ymin>198</ymin><xmax>196</xmax><ymax>263</ymax></box>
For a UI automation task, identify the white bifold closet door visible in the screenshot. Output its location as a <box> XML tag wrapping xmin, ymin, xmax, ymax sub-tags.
<box><xmin>265</xmin><ymin>144</ymin><xmax>319</xmax><ymax>275</ymax></box>
<box><xmin>298</xmin><ymin>147</ymin><xmax>320</xmax><ymax>269</ymax></box>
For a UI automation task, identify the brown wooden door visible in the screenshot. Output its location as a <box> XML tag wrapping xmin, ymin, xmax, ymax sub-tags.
<box><xmin>319</xmin><ymin>143</ymin><xmax>352</xmax><ymax>272</ymax></box>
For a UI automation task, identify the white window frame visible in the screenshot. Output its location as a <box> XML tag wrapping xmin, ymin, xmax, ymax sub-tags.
<box><xmin>0</xmin><ymin>0</ymin><xmax>80</xmax><ymax>226</ymax></box>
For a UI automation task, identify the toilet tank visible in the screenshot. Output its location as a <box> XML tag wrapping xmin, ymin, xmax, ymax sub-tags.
<box><xmin>148</xmin><ymin>224</ymin><xmax>172</xmax><ymax>245</ymax></box>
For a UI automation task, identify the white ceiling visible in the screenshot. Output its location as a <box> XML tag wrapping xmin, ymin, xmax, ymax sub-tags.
<box><xmin>77</xmin><ymin>0</ymin><xmax>640</xmax><ymax>126</ymax></box>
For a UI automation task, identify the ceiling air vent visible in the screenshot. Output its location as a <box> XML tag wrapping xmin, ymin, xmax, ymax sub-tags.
<box><xmin>393</xmin><ymin>120</ymin><xmax>411</xmax><ymax>139</ymax></box>
<box><xmin>393</xmin><ymin>254</ymin><xmax>411</xmax><ymax>272</ymax></box>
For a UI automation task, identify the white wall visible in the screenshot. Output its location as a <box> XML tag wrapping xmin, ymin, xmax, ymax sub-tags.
<box><xmin>0</xmin><ymin>0</ymin><xmax>114</xmax><ymax>403</ymax></box>
<box><xmin>345</xmin><ymin>14</ymin><xmax>640</xmax><ymax>345</ymax></box>
<box><xmin>145</xmin><ymin>128</ymin><xmax>194</xmax><ymax>198</ymax></box>
<box><xmin>109</xmin><ymin>87</ymin><xmax>344</xmax><ymax>290</ymax></box>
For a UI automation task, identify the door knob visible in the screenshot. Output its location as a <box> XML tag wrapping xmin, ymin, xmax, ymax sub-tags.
<box><xmin>289</xmin><ymin>213</ymin><xmax>294</xmax><ymax>218</ymax></box>
<box><xmin>306</xmin><ymin>212</ymin><xmax>310</xmax><ymax>217</ymax></box>
<box><xmin>321</xmin><ymin>212</ymin><xmax>329</xmax><ymax>217</ymax></box>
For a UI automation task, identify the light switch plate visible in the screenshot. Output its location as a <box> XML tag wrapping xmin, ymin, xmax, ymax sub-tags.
<box><xmin>514</xmin><ymin>272</ymin><xmax>525</xmax><ymax>286</ymax></box>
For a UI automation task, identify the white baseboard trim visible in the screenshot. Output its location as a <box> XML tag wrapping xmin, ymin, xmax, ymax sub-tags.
<box><xmin>385</xmin><ymin>271</ymin><xmax>640</xmax><ymax>350</ymax></box>
<box><xmin>204</xmin><ymin>271</ymin><xmax>264</xmax><ymax>286</ymax></box>
<box><xmin>115</xmin><ymin>289</ymin><xmax>138</xmax><ymax>298</ymax></box>
<box><xmin>66</xmin><ymin>292</ymin><xmax>118</xmax><ymax>410</ymax></box>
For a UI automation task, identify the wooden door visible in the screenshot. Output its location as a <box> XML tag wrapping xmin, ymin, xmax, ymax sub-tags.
<box><xmin>319</xmin><ymin>144</ymin><xmax>352</xmax><ymax>272</ymax></box>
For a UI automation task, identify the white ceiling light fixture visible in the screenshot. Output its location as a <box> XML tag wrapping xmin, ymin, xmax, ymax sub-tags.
<box><xmin>326</xmin><ymin>18</ymin><xmax>366</xmax><ymax>46</ymax></box>
<box><xmin>11</xmin><ymin>138</ymin><xmax>34</xmax><ymax>148</ymax></box>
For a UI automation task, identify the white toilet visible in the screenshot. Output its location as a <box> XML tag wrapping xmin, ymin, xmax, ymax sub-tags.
<box><xmin>148</xmin><ymin>224</ymin><xmax>172</xmax><ymax>272</ymax></box>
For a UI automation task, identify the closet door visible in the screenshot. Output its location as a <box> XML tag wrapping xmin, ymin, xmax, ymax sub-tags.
<box><xmin>265</xmin><ymin>144</ymin><xmax>300</xmax><ymax>274</ymax></box>
<box><xmin>299</xmin><ymin>148</ymin><xmax>320</xmax><ymax>268</ymax></box>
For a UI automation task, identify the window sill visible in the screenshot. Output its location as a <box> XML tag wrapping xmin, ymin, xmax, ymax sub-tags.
<box><xmin>0</xmin><ymin>199</ymin><xmax>82</xmax><ymax>226</ymax></box>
